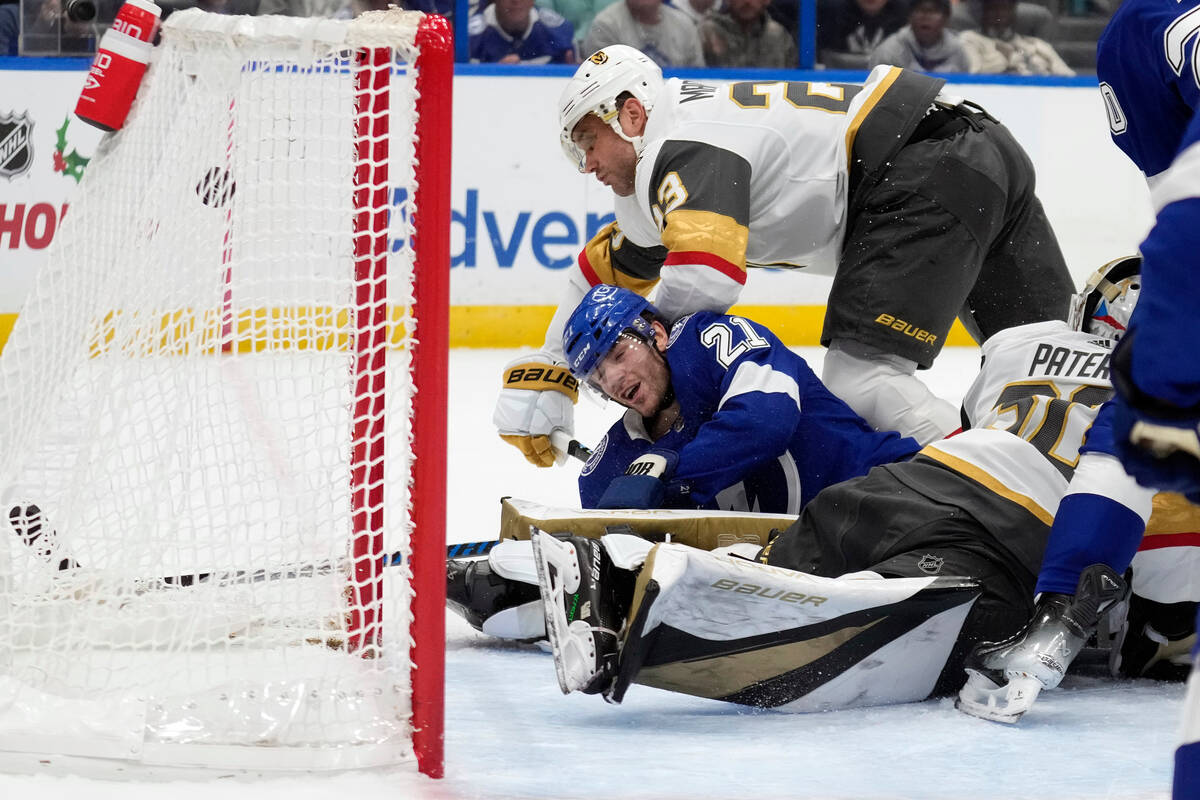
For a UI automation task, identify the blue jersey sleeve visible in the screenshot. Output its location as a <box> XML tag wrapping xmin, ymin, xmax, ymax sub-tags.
<box><xmin>578</xmin><ymin>428</ymin><xmax>636</xmax><ymax>509</ymax></box>
<box><xmin>1097</xmin><ymin>0</ymin><xmax>1200</xmax><ymax>177</ymax></box>
<box><xmin>579</xmin><ymin>312</ymin><xmax>918</xmax><ymax>511</ymax></box>
<box><xmin>663</xmin><ymin>314</ymin><xmax>818</xmax><ymax>505</ymax></box>
<box><xmin>1097</xmin><ymin>0</ymin><xmax>1200</xmax><ymax>405</ymax></box>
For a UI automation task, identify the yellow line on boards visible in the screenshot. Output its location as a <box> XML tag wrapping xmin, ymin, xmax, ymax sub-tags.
<box><xmin>447</xmin><ymin>305</ymin><xmax>978</xmax><ymax>349</ymax></box>
<box><xmin>0</xmin><ymin>307</ymin><xmax>978</xmax><ymax>353</ymax></box>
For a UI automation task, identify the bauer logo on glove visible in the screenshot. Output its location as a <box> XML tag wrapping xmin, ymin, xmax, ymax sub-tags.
<box><xmin>504</xmin><ymin>364</ymin><xmax>580</xmax><ymax>398</ymax></box>
<box><xmin>495</xmin><ymin>352</ymin><xmax>579</xmax><ymax>468</ymax></box>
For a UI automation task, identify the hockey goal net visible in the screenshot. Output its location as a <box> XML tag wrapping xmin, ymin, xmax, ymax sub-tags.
<box><xmin>0</xmin><ymin>8</ymin><xmax>450</xmax><ymax>776</ymax></box>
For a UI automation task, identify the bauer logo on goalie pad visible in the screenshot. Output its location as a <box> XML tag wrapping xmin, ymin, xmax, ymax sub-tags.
<box><xmin>0</xmin><ymin>111</ymin><xmax>33</xmax><ymax>180</ymax></box>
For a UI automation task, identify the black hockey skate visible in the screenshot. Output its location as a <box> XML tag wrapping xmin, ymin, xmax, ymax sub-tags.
<box><xmin>8</xmin><ymin>504</ymin><xmax>79</xmax><ymax>571</ymax></box>
<box><xmin>530</xmin><ymin>530</ymin><xmax>629</xmax><ymax>697</ymax></box>
<box><xmin>446</xmin><ymin>556</ymin><xmax>542</xmax><ymax>639</ymax></box>
<box><xmin>956</xmin><ymin>563</ymin><xmax>1127</xmax><ymax>723</ymax></box>
<box><xmin>1108</xmin><ymin>594</ymin><xmax>1197</xmax><ymax>681</ymax></box>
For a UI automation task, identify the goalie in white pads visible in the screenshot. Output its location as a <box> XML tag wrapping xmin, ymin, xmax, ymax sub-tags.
<box><xmin>952</xmin><ymin>255</ymin><xmax>1199</xmax><ymax>723</ymax></box>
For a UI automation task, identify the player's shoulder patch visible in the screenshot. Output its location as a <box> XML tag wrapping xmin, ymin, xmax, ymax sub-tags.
<box><xmin>580</xmin><ymin>433</ymin><xmax>608</xmax><ymax>477</ymax></box>
<box><xmin>666</xmin><ymin>313</ymin><xmax>695</xmax><ymax>349</ymax></box>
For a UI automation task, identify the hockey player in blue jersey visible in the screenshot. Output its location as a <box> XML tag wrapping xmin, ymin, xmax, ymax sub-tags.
<box><xmin>456</xmin><ymin>286</ymin><xmax>1064</xmax><ymax>702</ymax></box>
<box><xmin>562</xmin><ymin>285</ymin><xmax>919</xmax><ymax>514</ymax></box>
<box><xmin>527</xmin><ymin>284</ymin><xmax>1063</xmax><ymax>701</ymax></box>
<box><xmin>1092</xmin><ymin>1</ymin><xmax>1200</xmax><ymax>794</ymax></box>
<box><xmin>1096</xmin><ymin>0</ymin><xmax>1200</xmax><ymax>504</ymax></box>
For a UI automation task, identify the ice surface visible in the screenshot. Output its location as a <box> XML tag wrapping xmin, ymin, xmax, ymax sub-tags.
<box><xmin>0</xmin><ymin>347</ymin><xmax>1183</xmax><ymax>800</ymax></box>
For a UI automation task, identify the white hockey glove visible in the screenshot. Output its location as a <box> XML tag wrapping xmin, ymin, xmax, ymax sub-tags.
<box><xmin>494</xmin><ymin>351</ymin><xmax>579</xmax><ymax>468</ymax></box>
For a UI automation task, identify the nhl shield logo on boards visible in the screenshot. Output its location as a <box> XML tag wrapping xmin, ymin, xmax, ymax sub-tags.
<box><xmin>0</xmin><ymin>111</ymin><xmax>34</xmax><ymax>180</ymax></box>
<box><xmin>917</xmin><ymin>553</ymin><xmax>944</xmax><ymax>574</ymax></box>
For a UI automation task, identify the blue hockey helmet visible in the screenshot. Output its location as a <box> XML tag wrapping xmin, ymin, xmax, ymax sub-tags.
<box><xmin>1068</xmin><ymin>255</ymin><xmax>1142</xmax><ymax>340</ymax></box>
<box><xmin>562</xmin><ymin>285</ymin><xmax>659</xmax><ymax>385</ymax></box>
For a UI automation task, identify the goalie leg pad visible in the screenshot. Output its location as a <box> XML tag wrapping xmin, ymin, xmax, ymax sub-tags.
<box><xmin>531</xmin><ymin>530</ymin><xmax>630</xmax><ymax>696</ymax></box>
<box><xmin>610</xmin><ymin>543</ymin><xmax>979</xmax><ymax>711</ymax></box>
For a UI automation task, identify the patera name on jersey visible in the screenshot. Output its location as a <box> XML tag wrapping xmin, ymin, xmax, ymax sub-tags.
<box><xmin>1028</xmin><ymin>343</ymin><xmax>1111</xmax><ymax>380</ymax></box>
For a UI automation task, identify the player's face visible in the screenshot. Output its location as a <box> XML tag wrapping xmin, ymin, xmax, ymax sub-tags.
<box><xmin>571</xmin><ymin>114</ymin><xmax>638</xmax><ymax>197</ymax></box>
<box><xmin>592</xmin><ymin>327</ymin><xmax>671</xmax><ymax>417</ymax></box>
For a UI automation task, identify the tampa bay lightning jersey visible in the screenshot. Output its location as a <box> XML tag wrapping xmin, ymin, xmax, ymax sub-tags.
<box><xmin>577</xmin><ymin>311</ymin><xmax>920</xmax><ymax>512</ymax></box>
<box><xmin>1096</xmin><ymin>0</ymin><xmax>1200</xmax><ymax>405</ymax></box>
<box><xmin>1096</xmin><ymin>0</ymin><xmax>1200</xmax><ymax>178</ymax></box>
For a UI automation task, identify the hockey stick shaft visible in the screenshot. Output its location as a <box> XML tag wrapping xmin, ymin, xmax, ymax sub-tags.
<box><xmin>168</xmin><ymin>433</ymin><xmax>597</xmax><ymax>587</ymax></box>
<box><xmin>550</xmin><ymin>430</ymin><xmax>593</xmax><ymax>463</ymax></box>
<box><xmin>155</xmin><ymin>537</ymin><xmax>505</xmax><ymax>589</ymax></box>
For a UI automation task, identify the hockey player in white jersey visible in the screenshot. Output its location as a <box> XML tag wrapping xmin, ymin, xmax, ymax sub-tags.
<box><xmin>953</xmin><ymin>256</ymin><xmax>1200</xmax><ymax>724</ymax></box>
<box><xmin>492</xmin><ymin>45</ymin><xmax>1075</xmax><ymax>469</ymax></box>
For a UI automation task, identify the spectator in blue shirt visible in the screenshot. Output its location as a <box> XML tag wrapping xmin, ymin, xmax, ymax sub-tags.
<box><xmin>470</xmin><ymin>0</ymin><xmax>576</xmax><ymax>63</ymax></box>
<box><xmin>0</xmin><ymin>0</ymin><xmax>18</xmax><ymax>56</ymax></box>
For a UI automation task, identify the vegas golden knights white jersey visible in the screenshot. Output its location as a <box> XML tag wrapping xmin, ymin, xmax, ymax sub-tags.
<box><xmin>617</xmin><ymin>66</ymin><xmax>913</xmax><ymax>321</ymax></box>
<box><xmin>929</xmin><ymin>320</ymin><xmax>1200</xmax><ymax>603</ymax></box>
<box><xmin>923</xmin><ymin>320</ymin><xmax>1116</xmax><ymax>527</ymax></box>
<box><xmin>540</xmin><ymin>66</ymin><xmax>948</xmax><ymax>358</ymax></box>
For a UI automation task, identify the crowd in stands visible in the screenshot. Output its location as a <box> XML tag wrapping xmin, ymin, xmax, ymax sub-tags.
<box><xmin>2</xmin><ymin>0</ymin><xmax>1085</xmax><ymax>73</ymax></box>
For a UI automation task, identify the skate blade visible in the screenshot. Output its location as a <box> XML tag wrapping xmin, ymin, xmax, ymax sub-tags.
<box><xmin>531</xmin><ymin>529</ymin><xmax>594</xmax><ymax>695</ymax></box>
<box><xmin>955</xmin><ymin>669</ymin><xmax>1043</xmax><ymax>724</ymax></box>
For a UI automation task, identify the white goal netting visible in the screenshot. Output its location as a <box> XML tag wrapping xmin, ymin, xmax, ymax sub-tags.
<box><xmin>0</xmin><ymin>8</ymin><xmax>449</xmax><ymax>772</ymax></box>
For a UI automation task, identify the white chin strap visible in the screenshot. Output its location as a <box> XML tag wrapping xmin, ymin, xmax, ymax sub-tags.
<box><xmin>610</xmin><ymin>118</ymin><xmax>645</xmax><ymax>159</ymax></box>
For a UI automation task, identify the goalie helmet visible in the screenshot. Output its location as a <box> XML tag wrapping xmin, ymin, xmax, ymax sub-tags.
<box><xmin>562</xmin><ymin>285</ymin><xmax>658</xmax><ymax>386</ymax></box>
<box><xmin>558</xmin><ymin>46</ymin><xmax>665</xmax><ymax>172</ymax></box>
<box><xmin>1068</xmin><ymin>255</ymin><xmax>1142</xmax><ymax>340</ymax></box>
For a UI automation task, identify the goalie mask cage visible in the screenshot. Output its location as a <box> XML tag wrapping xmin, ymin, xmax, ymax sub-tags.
<box><xmin>0</xmin><ymin>9</ymin><xmax>450</xmax><ymax>778</ymax></box>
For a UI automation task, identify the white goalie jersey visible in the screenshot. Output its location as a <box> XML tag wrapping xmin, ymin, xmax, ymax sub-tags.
<box><xmin>923</xmin><ymin>320</ymin><xmax>1117</xmax><ymax>526</ymax></box>
<box><xmin>929</xmin><ymin>320</ymin><xmax>1200</xmax><ymax>603</ymax></box>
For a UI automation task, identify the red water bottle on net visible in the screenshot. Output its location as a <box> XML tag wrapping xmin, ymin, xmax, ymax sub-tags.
<box><xmin>74</xmin><ymin>0</ymin><xmax>163</xmax><ymax>133</ymax></box>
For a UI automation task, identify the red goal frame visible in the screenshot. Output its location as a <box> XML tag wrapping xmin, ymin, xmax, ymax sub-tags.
<box><xmin>350</xmin><ymin>14</ymin><xmax>452</xmax><ymax>779</ymax></box>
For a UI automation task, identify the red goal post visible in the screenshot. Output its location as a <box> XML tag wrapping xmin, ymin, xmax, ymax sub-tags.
<box><xmin>0</xmin><ymin>9</ymin><xmax>451</xmax><ymax>777</ymax></box>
